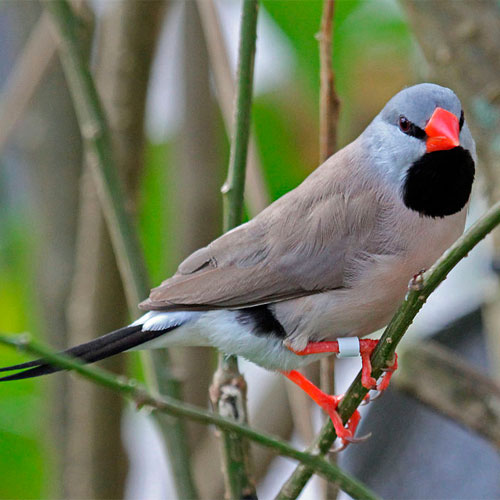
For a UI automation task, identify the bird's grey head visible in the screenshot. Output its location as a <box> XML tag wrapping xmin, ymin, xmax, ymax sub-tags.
<box><xmin>364</xmin><ymin>83</ymin><xmax>476</xmax><ymax>218</ymax></box>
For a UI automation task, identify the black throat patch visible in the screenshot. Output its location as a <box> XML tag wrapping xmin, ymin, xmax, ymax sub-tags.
<box><xmin>402</xmin><ymin>146</ymin><xmax>475</xmax><ymax>218</ymax></box>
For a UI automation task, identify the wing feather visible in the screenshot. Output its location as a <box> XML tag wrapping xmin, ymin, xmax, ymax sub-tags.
<box><xmin>140</xmin><ymin>142</ymin><xmax>382</xmax><ymax>311</ymax></box>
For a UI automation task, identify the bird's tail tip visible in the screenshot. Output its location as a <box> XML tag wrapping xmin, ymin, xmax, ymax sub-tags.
<box><xmin>0</xmin><ymin>317</ymin><xmax>178</xmax><ymax>382</ymax></box>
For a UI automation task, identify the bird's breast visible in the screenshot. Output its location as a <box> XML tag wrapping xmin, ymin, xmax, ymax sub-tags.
<box><xmin>275</xmin><ymin>206</ymin><xmax>467</xmax><ymax>350</ymax></box>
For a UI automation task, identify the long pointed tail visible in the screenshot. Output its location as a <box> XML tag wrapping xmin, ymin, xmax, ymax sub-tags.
<box><xmin>0</xmin><ymin>323</ymin><xmax>175</xmax><ymax>382</ymax></box>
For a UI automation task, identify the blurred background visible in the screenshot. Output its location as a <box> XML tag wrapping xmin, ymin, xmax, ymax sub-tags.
<box><xmin>0</xmin><ymin>0</ymin><xmax>499</xmax><ymax>499</ymax></box>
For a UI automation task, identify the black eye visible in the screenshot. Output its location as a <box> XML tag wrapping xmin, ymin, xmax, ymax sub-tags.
<box><xmin>459</xmin><ymin>110</ymin><xmax>464</xmax><ymax>130</ymax></box>
<box><xmin>399</xmin><ymin>116</ymin><xmax>411</xmax><ymax>133</ymax></box>
<box><xmin>398</xmin><ymin>115</ymin><xmax>426</xmax><ymax>140</ymax></box>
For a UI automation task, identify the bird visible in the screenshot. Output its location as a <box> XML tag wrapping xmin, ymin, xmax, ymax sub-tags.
<box><xmin>0</xmin><ymin>83</ymin><xmax>476</xmax><ymax>445</ymax></box>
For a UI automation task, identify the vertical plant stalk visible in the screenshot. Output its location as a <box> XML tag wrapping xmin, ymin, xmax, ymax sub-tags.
<box><xmin>318</xmin><ymin>0</ymin><xmax>341</xmax><ymax>161</ymax></box>
<box><xmin>178</xmin><ymin>2</ymin><xmax>226</xmax><ymax>496</ymax></box>
<box><xmin>210</xmin><ymin>1</ymin><xmax>259</xmax><ymax>498</ymax></box>
<box><xmin>276</xmin><ymin>198</ymin><xmax>500</xmax><ymax>499</ymax></box>
<box><xmin>43</xmin><ymin>1</ymin><xmax>197</xmax><ymax>498</ymax></box>
<box><xmin>221</xmin><ymin>0</ymin><xmax>259</xmax><ymax>231</ymax></box>
<box><xmin>318</xmin><ymin>2</ymin><xmax>341</xmax><ymax>497</ymax></box>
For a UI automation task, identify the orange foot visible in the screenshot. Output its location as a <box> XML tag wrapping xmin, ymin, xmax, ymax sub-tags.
<box><xmin>284</xmin><ymin>339</ymin><xmax>399</xmax><ymax>447</ymax></box>
<box><xmin>282</xmin><ymin>369</ymin><xmax>363</xmax><ymax>446</ymax></box>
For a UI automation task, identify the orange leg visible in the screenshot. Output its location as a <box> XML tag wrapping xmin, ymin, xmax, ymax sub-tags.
<box><xmin>288</xmin><ymin>339</ymin><xmax>389</xmax><ymax>390</ymax></box>
<box><xmin>282</xmin><ymin>369</ymin><xmax>361</xmax><ymax>445</ymax></box>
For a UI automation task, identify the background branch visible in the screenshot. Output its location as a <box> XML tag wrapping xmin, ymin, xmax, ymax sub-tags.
<box><xmin>176</xmin><ymin>2</ymin><xmax>225</xmax><ymax>496</ymax></box>
<box><xmin>64</xmin><ymin>2</ymin><xmax>175</xmax><ymax>498</ymax></box>
<box><xmin>44</xmin><ymin>1</ymin><xmax>196</xmax><ymax>497</ymax></box>
<box><xmin>394</xmin><ymin>341</ymin><xmax>500</xmax><ymax>449</ymax></box>
<box><xmin>1</xmin><ymin>3</ymin><xmax>92</xmax><ymax>495</ymax></box>
<box><xmin>318</xmin><ymin>0</ymin><xmax>340</xmax><ymax>161</ymax></box>
<box><xmin>210</xmin><ymin>1</ymin><xmax>259</xmax><ymax>498</ymax></box>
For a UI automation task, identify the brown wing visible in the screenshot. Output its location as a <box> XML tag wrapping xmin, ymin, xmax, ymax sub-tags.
<box><xmin>140</xmin><ymin>144</ymin><xmax>381</xmax><ymax>311</ymax></box>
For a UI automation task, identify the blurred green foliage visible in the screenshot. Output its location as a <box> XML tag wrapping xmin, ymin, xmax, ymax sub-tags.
<box><xmin>0</xmin><ymin>1</ymin><xmax>416</xmax><ymax>497</ymax></box>
<box><xmin>0</xmin><ymin>207</ymin><xmax>52</xmax><ymax>498</ymax></box>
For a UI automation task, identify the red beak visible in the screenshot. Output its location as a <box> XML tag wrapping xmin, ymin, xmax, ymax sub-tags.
<box><xmin>425</xmin><ymin>107</ymin><xmax>460</xmax><ymax>153</ymax></box>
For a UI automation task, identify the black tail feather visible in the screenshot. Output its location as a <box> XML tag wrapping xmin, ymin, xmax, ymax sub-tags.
<box><xmin>0</xmin><ymin>324</ymin><xmax>173</xmax><ymax>382</ymax></box>
<box><xmin>0</xmin><ymin>325</ymin><xmax>143</xmax><ymax>373</ymax></box>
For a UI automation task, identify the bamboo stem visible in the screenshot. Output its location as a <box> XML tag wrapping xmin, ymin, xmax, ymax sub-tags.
<box><xmin>211</xmin><ymin>1</ymin><xmax>259</xmax><ymax>498</ymax></box>
<box><xmin>0</xmin><ymin>333</ymin><xmax>379</xmax><ymax>500</ymax></box>
<box><xmin>276</xmin><ymin>200</ymin><xmax>500</xmax><ymax>498</ymax></box>
<box><xmin>43</xmin><ymin>1</ymin><xmax>197</xmax><ymax>497</ymax></box>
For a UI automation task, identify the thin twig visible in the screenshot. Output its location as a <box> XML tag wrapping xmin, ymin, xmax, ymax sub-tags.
<box><xmin>43</xmin><ymin>0</ymin><xmax>196</xmax><ymax>495</ymax></box>
<box><xmin>210</xmin><ymin>1</ymin><xmax>259</xmax><ymax>498</ymax></box>
<box><xmin>0</xmin><ymin>333</ymin><xmax>380</xmax><ymax>500</ymax></box>
<box><xmin>276</xmin><ymin>199</ymin><xmax>500</xmax><ymax>498</ymax></box>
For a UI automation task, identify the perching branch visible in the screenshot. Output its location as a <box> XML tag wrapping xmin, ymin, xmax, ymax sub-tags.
<box><xmin>43</xmin><ymin>0</ymin><xmax>196</xmax><ymax>496</ymax></box>
<box><xmin>212</xmin><ymin>1</ymin><xmax>259</xmax><ymax>497</ymax></box>
<box><xmin>0</xmin><ymin>333</ymin><xmax>380</xmax><ymax>500</ymax></box>
<box><xmin>277</xmin><ymin>200</ymin><xmax>500</xmax><ymax>498</ymax></box>
<box><xmin>394</xmin><ymin>341</ymin><xmax>500</xmax><ymax>450</ymax></box>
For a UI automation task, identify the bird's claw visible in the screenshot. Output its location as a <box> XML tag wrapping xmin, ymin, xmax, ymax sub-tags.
<box><xmin>330</xmin><ymin>432</ymin><xmax>372</xmax><ymax>453</ymax></box>
<box><xmin>345</xmin><ymin>431</ymin><xmax>372</xmax><ymax>443</ymax></box>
